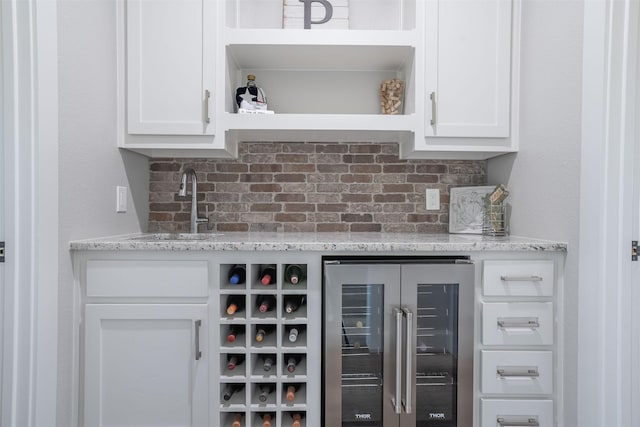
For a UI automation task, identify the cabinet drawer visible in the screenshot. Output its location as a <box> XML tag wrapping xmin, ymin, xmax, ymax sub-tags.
<box><xmin>483</xmin><ymin>260</ymin><xmax>554</xmax><ymax>296</ymax></box>
<box><xmin>482</xmin><ymin>302</ymin><xmax>554</xmax><ymax>345</ymax></box>
<box><xmin>86</xmin><ymin>260</ymin><xmax>209</xmax><ymax>298</ymax></box>
<box><xmin>481</xmin><ymin>351</ymin><xmax>553</xmax><ymax>395</ymax></box>
<box><xmin>481</xmin><ymin>399</ymin><xmax>554</xmax><ymax>427</ymax></box>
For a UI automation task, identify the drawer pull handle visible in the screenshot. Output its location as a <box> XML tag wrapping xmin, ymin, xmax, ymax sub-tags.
<box><xmin>497</xmin><ymin>317</ymin><xmax>540</xmax><ymax>329</ymax></box>
<box><xmin>204</xmin><ymin>90</ymin><xmax>211</xmax><ymax>124</ymax></box>
<box><xmin>497</xmin><ymin>417</ymin><xmax>539</xmax><ymax>427</ymax></box>
<box><xmin>497</xmin><ymin>367</ymin><xmax>539</xmax><ymax>378</ymax></box>
<box><xmin>500</xmin><ymin>275</ymin><xmax>543</xmax><ymax>282</ymax></box>
<box><xmin>194</xmin><ymin>319</ymin><xmax>202</xmax><ymax>361</ymax></box>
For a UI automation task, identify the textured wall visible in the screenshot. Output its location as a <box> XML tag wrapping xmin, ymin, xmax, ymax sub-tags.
<box><xmin>148</xmin><ymin>142</ymin><xmax>487</xmax><ymax>233</ymax></box>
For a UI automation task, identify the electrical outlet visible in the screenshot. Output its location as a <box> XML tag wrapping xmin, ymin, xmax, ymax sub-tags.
<box><xmin>426</xmin><ymin>189</ymin><xmax>440</xmax><ymax>210</ymax></box>
<box><xmin>116</xmin><ymin>186</ymin><xmax>127</xmax><ymax>213</ymax></box>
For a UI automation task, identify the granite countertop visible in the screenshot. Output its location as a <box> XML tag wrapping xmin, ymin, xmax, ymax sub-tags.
<box><xmin>69</xmin><ymin>232</ymin><xmax>567</xmax><ymax>252</ymax></box>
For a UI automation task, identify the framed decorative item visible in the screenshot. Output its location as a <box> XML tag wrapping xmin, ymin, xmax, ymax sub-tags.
<box><xmin>448</xmin><ymin>186</ymin><xmax>495</xmax><ymax>234</ymax></box>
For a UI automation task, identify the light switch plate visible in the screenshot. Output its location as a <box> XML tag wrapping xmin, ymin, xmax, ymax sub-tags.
<box><xmin>116</xmin><ymin>186</ymin><xmax>127</xmax><ymax>213</ymax></box>
<box><xmin>426</xmin><ymin>189</ymin><xmax>440</xmax><ymax>210</ymax></box>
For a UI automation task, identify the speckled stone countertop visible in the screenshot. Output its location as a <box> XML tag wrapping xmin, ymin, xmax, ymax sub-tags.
<box><xmin>69</xmin><ymin>232</ymin><xmax>567</xmax><ymax>252</ymax></box>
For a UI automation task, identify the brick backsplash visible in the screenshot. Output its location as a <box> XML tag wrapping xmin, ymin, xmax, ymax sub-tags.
<box><xmin>148</xmin><ymin>142</ymin><xmax>487</xmax><ymax>233</ymax></box>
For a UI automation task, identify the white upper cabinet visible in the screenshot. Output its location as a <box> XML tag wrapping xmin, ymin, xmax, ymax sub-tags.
<box><xmin>416</xmin><ymin>0</ymin><xmax>520</xmax><ymax>159</ymax></box>
<box><xmin>117</xmin><ymin>0</ymin><xmax>520</xmax><ymax>159</ymax></box>
<box><xmin>127</xmin><ymin>0</ymin><xmax>215</xmax><ymax>135</ymax></box>
<box><xmin>117</xmin><ymin>0</ymin><xmax>225</xmax><ymax>157</ymax></box>
<box><xmin>424</xmin><ymin>0</ymin><xmax>512</xmax><ymax>138</ymax></box>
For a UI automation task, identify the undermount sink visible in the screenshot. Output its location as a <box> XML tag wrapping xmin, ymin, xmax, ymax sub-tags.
<box><xmin>129</xmin><ymin>233</ymin><xmax>224</xmax><ymax>241</ymax></box>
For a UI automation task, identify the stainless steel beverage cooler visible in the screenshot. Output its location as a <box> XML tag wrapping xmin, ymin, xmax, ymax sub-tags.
<box><xmin>323</xmin><ymin>257</ymin><xmax>474</xmax><ymax>427</ymax></box>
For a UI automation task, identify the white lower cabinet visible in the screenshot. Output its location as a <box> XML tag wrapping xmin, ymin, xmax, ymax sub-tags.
<box><xmin>478</xmin><ymin>256</ymin><xmax>559</xmax><ymax>427</ymax></box>
<box><xmin>481</xmin><ymin>399</ymin><xmax>554</xmax><ymax>427</ymax></box>
<box><xmin>83</xmin><ymin>304</ymin><xmax>209</xmax><ymax>427</ymax></box>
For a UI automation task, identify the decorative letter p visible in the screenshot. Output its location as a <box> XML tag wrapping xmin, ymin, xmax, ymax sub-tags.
<box><xmin>298</xmin><ymin>0</ymin><xmax>333</xmax><ymax>29</ymax></box>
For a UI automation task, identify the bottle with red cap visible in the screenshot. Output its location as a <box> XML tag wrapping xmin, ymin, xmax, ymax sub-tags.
<box><xmin>256</xmin><ymin>295</ymin><xmax>276</xmax><ymax>313</ymax></box>
<box><xmin>259</xmin><ymin>265</ymin><xmax>276</xmax><ymax>286</ymax></box>
<box><xmin>226</xmin><ymin>325</ymin><xmax>243</xmax><ymax>343</ymax></box>
<box><xmin>226</xmin><ymin>354</ymin><xmax>245</xmax><ymax>371</ymax></box>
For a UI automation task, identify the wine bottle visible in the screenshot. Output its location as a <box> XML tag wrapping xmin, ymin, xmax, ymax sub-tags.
<box><xmin>261</xmin><ymin>413</ymin><xmax>272</xmax><ymax>427</ymax></box>
<box><xmin>228</xmin><ymin>264</ymin><xmax>246</xmax><ymax>285</ymax></box>
<box><xmin>260</xmin><ymin>265</ymin><xmax>277</xmax><ymax>285</ymax></box>
<box><xmin>226</xmin><ymin>295</ymin><xmax>245</xmax><ymax>315</ymax></box>
<box><xmin>226</xmin><ymin>354</ymin><xmax>245</xmax><ymax>371</ymax></box>
<box><xmin>222</xmin><ymin>383</ymin><xmax>244</xmax><ymax>401</ymax></box>
<box><xmin>286</xmin><ymin>355</ymin><xmax>301</xmax><ymax>373</ymax></box>
<box><xmin>256</xmin><ymin>295</ymin><xmax>276</xmax><ymax>313</ymax></box>
<box><xmin>255</xmin><ymin>325</ymin><xmax>275</xmax><ymax>343</ymax></box>
<box><xmin>231</xmin><ymin>413</ymin><xmax>243</xmax><ymax>427</ymax></box>
<box><xmin>287</xmin><ymin>325</ymin><xmax>305</xmax><ymax>343</ymax></box>
<box><xmin>285</xmin><ymin>383</ymin><xmax>300</xmax><ymax>402</ymax></box>
<box><xmin>262</xmin><ymin>355</ymin><xmax>275</xmax><ymax>372</ymax></box>
<box><xmin>284</xmin><ymin>296</ymin><xmax>305</xmax><ymax>314</ymax></box>
<box><xmin>226</xmin><ymin>325</ymin><xmax>242</xmax><ymax>343</ymax></box>
<box><xmin>284</xmin><ymin>264</ymin><xmax>306</xmax><ymax>285</ymax></box>
<box><xmin>258</xmin><ymin>384</ymin><xmax>275</xmax><ymax>403</ymax></box>
<box><xmin>291</xmin><ymin>413</ymin><xmax>303</xmax><ymax>427</ymax></box>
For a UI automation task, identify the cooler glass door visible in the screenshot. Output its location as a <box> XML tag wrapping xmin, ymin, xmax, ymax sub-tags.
<box><xmin>324</xmin><ymin>264</ymin><xmax>402</xmax><ymax>427</ymax></box>
<box><xmin>400</xmin><ymin>264</ymin><xmax>474</xmax><ymax>427</ymax></box>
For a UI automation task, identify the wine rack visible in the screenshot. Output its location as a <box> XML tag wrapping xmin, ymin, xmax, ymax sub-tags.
<box><xmin>219</xmin><ymin>263</ymin><xmax>309</xmax><ymax>427</ymax></box>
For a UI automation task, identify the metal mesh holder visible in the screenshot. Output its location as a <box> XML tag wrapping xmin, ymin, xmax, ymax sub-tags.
<box><xmin>483</xmin><ymin>201</ymin><xmax>508</xmax><ymax>237</ymax></box>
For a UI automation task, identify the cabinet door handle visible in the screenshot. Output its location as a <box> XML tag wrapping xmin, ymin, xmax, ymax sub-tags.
<box><xmin>496</xmin><ymin>367</ymin><xmax>539</xmax><ymax>378</ymax></box>
<box><xmin>194</xmin><ymin>319</ymin><xmax>202</xmax><ymax>361</ymax></box>
<box><xmin>430</xmin><ymin>91</ymin><xmax>437</xmax><ymax>126</ymax></box>
<box><xmin>392</xmin><ymin>308</ymin><xmax>402</xmax><ymax>414</ymax></box>
<box><xmin>402</xmin><ymin>308</ymin><xmax>413</xmax><ymax>414</ymax></box>
<box><xmin>497</xmin><ymin>317</ymin><xmax>540</xmax><ymax>329</ymax></box>
<box><xmin>500</xmin><ymin>275</ymin><xmax>543</xmax><ymax>282</ymax></box>
<box><xmin>204</xmin><ymin>90</ymin><xmax>211</xmax><ymax>124</ymax></box>
<box><xmin>497</xmin><ymin>417</ymin><xmax>540</xmax><ymax>427</ymax></box>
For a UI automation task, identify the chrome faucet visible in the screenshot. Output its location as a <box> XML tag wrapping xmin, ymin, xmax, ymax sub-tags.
<box><xmin>178</xmin><ymin>168</ymin><xmax>209</xmax><ymax>233</ymax></box>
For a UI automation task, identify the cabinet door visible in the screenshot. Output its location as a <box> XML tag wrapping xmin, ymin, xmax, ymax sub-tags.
<box><xmin>425</xmin><ymin>0</ymin><xmax>512</xmax><ymax>137</ymax></box>
<box><xmin>84</xmin><ymin>304</ymin><xmax>208</xmax><ymax>427</ymax></box>
<box><xmin>127</xmin><ymin>0</ymin><xmax>214</xmax><ymax>135</ymax></box>
<box><xmin>400</xmin><ymin>263</ymin><xmax>475</xmax><ymax>427</ymax></box>
<box><xmin>324</xmin><ymin>264</ymin><xmax>402</xmax><ymax>427</ymax></box>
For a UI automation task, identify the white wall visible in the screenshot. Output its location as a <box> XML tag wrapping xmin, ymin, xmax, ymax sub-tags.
<box><xmin>488</xmin><ymin>1</ymin><xmax>583</xmax><ymax>425</ymax></box>
<box><xmin>56</xmin><ymin>0</ymin><xmax>149</xmax><ymax>425</ymax></box>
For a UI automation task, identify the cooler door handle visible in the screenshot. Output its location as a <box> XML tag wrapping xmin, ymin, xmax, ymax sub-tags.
<box><xmin>402</xmin><ymin>308</ymin><xmax>413</xmax><ymax>414</ymax></box>
<box><xmin>392</xmin><ymin>308</ymin><xmax>402</xmax><ymax>414</ymax></box>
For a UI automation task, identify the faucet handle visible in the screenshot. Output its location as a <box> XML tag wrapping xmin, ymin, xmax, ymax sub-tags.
<box><xmin>197</xmin><ymin>204</ymin><xmax>210</xmax><ymax>224</ymax></box>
